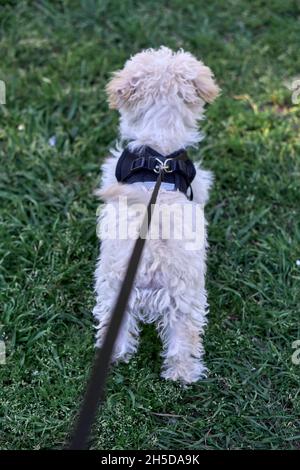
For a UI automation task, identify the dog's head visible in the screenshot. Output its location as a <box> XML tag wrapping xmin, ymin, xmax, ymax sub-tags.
<box><xmin>106</xmin><ymin>46</ymin><xmax>220</xmax><ymax>111</ymax></box>
<box><xmin>106</xmin><ymin>47</ymin><xmax>220</xmax><ymax>152</ymax></box>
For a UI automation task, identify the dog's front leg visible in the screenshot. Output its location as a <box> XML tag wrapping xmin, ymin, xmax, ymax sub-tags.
<box><xmin>157</xmin><ymin>298</ymin><xmax>208</xmax><ymax>384</ymax></box>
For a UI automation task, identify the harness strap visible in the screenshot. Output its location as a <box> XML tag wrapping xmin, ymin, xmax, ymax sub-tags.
<box><xmin>129</xmin><ymin>156</ymin><xmax>189</xmax><ymax>175</ymax></box>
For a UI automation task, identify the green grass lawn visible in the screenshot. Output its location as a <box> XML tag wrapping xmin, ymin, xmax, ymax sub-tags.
<box><xmin>1</xmin><ymin>0</ymin><xmax>300</xmax><ymax>450</ymax></box>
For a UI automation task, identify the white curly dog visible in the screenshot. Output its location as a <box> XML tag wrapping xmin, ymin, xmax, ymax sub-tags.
<box><xmin>93</xmin><ymin>47</ymin><xmax>219</xmax><ymax>383</ymax></box>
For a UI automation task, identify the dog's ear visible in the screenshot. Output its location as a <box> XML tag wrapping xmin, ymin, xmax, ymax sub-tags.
<box><xmin>174</xmin><ymin>52</ymin><xmax>220</xmax><ymax>104</ymax></box>
<box><xmin>106</xmin><ymin>70</ymin><xmax>128</xmax><ymax>109</ymax></box>
<box><xmin>106</xmin><ymin>68</ymin><xmax>139</xmax><ymax>109</ymax></box>
<box><xmin>192</xmin><ymin>63</ymin><xmax>220</xmax><ymax>103</ymax></box>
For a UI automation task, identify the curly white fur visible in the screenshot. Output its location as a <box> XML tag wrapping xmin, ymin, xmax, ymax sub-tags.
<box><xmin>93</xmin><ymin>47</ymin><xmax>219</xmax><ymax>383</ymax></box>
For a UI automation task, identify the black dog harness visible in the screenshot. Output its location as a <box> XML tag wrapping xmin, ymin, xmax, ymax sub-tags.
<box><xmin>115</xmin><ymin>146</ymin><xmax>196</xmax><ymax>200</ymax></box>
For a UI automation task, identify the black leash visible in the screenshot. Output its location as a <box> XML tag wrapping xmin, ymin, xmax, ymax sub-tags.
<box><xmin>68</xmin><ymin>152</ymin><xmax>187</xmax><ymax>450</ymax></box>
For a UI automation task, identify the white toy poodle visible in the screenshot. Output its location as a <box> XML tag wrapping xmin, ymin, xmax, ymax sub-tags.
<box><xmin>93</xmin><ymin>46</ymin><xmax>219</xmax><ymax>383</ymax></box>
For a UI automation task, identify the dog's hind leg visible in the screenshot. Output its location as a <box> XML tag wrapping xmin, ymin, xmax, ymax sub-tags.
<box><xmin>93</xmin><ymin>286</ymin><xmax>140</xmax><ymax>363</ymax></box>
<box><xmin>157</xmin><ymin>293</ymin><xmax>208</xmax><ymax>384</ymax></box>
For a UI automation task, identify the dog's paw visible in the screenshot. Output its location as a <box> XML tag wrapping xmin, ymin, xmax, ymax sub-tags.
<box><xmin>111</xmin><ymin>339</ymin><xmax>138</xmax><ymax>364</ymax></box>
<box><xmin>111</xmin><ymin>349</ymin><xmax>133</xmax><ymax>364</ymax></box>
<box><xmin>161</xmin><ymin>357</ymin><xmax>207</xmax><ymax>384</ymax></box>
<box><xmin>95</xmin><ymin>340</ymin><xmax>134</xmax><ymax>364</ymax></box>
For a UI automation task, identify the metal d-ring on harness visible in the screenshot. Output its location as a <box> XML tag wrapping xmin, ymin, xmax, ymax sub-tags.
<box><xmin>68</xmin><ymin>151</ymin><xmax>192</xmax><ymax>450</ymax></box>
<box><xmin>153</xmin><ymin>157</ymin><xmax>174</xmax><ymax>173</ymax></box>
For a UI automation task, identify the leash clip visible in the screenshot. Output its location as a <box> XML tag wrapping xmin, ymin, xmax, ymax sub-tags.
<box><xmin>154</xmin><ymin>158</ymin><xmax>174</xmax><ymax>174</ymax></box>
